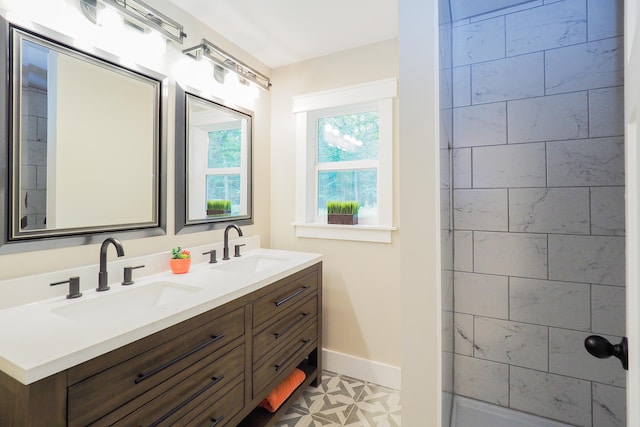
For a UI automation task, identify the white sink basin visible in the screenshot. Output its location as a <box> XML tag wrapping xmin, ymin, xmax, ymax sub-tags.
<box><xmin>51</xmin><ymin>281</ymin><xmax>204</xmax><ymax>323</ymax></box>
<box><xmin>211</xmin><ymin>255</ymin><xmax>289</xmax><ymax>274</ymax></box>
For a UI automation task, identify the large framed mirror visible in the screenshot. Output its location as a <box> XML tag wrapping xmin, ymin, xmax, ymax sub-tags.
<box><xmin>175</xmin><ymin>84</ymin><xmax>253</xmax><ymax>233</ymax></box>
<box><xmin>0</xmin><ymin>17</ymin><xmax>166</xmax><ymax>253</ymax></box>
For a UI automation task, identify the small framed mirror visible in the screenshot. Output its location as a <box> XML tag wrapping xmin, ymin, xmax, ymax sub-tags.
<box><xmin>175</xmin><ymin>84</ymin><xmax>253</xmax><ymax>233</ymax></box>
<box><xmin>0</xmin><ymin>18</ymin><xmax>166</xmax><ymax>254</ymax></box>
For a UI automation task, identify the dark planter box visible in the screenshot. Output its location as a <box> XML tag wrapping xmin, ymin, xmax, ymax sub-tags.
<box><xmin>207</xmin><ymin>209</ymin><xmax>231</xmax><ymax>216</ymax></box>
<box><xmin>328</xmin><ymin>214</ymin><xmax>358</xmax><ymax>225</ymax></box>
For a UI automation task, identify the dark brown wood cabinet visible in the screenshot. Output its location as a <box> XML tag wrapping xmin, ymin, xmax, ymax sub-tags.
<box><xmin>0</xmin><ymin>262</ymin><xmax>322</xmax><ymax>427</ymax></box>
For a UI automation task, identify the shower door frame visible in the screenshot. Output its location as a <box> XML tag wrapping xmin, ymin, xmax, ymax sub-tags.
<box><xmin>625</xmin><ymin>1</ymin><xmax>639</xmax><ymax>425</ymax></box>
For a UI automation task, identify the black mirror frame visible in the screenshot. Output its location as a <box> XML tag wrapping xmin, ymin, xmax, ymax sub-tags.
<box><xmin>174</xmin><ymin>83</ymin><xmax>254</xmax><ymax>234</ymax></box>
<box><xmin>0</xmin><ymin>17</ymin><xmax>167</xmax><ymax>254</ymax></box>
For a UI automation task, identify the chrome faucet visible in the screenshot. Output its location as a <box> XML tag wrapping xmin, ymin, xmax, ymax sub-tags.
<box><xmin>223</xmin><ymin>224</ymin><xmax>243</xmax><ymax>260</ymax></box>
<box><xmin>97</xmin><ymin>237</ymin><xmax>125</xmax><ymax>292</ymax></box>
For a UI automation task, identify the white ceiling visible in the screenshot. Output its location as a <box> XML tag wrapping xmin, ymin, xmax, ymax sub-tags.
<box><xmin>169</xmin><ymin>0</ymin><xmax>398</xmax><ymax>69</ymax></box>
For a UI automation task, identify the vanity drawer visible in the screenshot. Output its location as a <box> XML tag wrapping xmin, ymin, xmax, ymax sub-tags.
<box><xmin>180</xmin><ymin>376</ymin><xmax>244</xmax><ymax>427</ymax></box>
<box><xmin>68</xmin><ymin>307</ymin><xmax>245</xmax><ymax>427</ymax></box>
<box><xmin>253</xmin><ymin>319</ymin><xmax>317</xmax><ymax>398</ymax></box>
<box><xmin>253</xmin><ymin>294</ymin><xmax>317</xmax><ymax>364</ymax></box>
<box><xmin>110</xmin><ymin>345</ymin><xmax>244</xmax><ymax>427</ymax></box>
<box><xmin>253</xmin><ymin>270</ymin><xmax>318</xmax><ymax>328</ymax></box>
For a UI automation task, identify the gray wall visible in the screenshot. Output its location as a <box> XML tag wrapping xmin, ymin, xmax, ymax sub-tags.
<box><xmin>450</xmin><ymin>0</ymin><xmax>625</xmax><ymax>425</ymax></box>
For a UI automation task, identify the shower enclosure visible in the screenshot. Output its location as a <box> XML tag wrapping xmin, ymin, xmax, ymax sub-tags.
<box><xmin>441</xmin><ymin>0</ymin><xmax>626</xmax><ymax>426</ymax></box>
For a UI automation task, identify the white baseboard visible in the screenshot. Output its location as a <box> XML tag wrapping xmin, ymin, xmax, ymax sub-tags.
<box><xmin>322</xmin><ymin>348</ymin><xmax>401</xmax><ymax>391</ymax></box>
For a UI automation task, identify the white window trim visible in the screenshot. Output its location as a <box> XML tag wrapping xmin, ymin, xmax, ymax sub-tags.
<box><xmin>189</xmin><ymin>119</ymin><xmax>249</xmax><ymax>217</ymax></box>
<box><xmin>292</xmin><ymin>78</ymin><xmax>397</xmax><ymax>243</ymax></box>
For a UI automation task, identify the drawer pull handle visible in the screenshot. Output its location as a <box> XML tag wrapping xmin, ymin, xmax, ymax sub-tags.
<box><xmin>149</xmin><ymin>375</ymin><xmax>225</xmax><ymax>427</ymax></box>
<box><xmin>275</xmin><ymin>339</ymin><xmax>310</xmax><ymax>372</ymax></box>
<box><xmin>275</xmin><ymin>286</ymin><xmax>309</xmax><ymax>307</ymax></box>
<box><xmin>135</xmin><ymin>334</ymin><xmax>225</xmax><ymax>384</ymax></box>
<box><xmin>274</xmin><ymin>313</ymin><xmax>310</xmax><ymax>339</ymax></box>
<box><xmin>209</xmin><ymin>415</ymin><xmax>225</xmax><ymax>427</ymax></box>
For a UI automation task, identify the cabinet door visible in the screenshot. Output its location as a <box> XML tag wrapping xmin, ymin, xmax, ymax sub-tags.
<box><xmin>253</xmin><ymin>320</ymin><xmax>317</xmax><ymax>398</ymax></box>
<box><xmin>111</xmin><ymin>345</ymin><xmax>244</xmax><ymax>427</ymax></box>
<box><xmin>253</xmin><ymin>294</ymin><xmax>317</xmax><ymax>364</ymax></box>
<box><xmin>253</xmin><ymin>271</ymin><xmax>318</xmax><ymax>328</ymax></box>
<box><xmin>69</xmin><ymin>308</ymin><xmax>244</xmax><ymax>426</ymax></box>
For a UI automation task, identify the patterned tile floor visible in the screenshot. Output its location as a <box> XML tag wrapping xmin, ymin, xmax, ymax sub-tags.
<box><xmin>275</xmin><ymin>370</ymin><xmax>401</xmax><ymax>427</ymax></box>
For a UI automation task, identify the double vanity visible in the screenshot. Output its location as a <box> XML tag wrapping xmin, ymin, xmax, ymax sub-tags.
<box><xmin>0</xmin><ymin>7</ymin><xmax>322</xmax><ymax>426</ymax></box>
<box><xmin>0</xmin><ymin>239</ymin><xmax>322</xmax><ymax>426</ymax></box>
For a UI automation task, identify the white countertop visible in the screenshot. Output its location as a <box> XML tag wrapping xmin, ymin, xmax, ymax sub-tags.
<box><xmin>0</xmin><ymin>247</ymin><xmax>322</xmax><ymax>385</ymax></box>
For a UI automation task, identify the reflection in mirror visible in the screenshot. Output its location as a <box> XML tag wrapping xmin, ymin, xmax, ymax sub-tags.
<box><xmin>3</xmin><ymin>23</ymin><xmax>166</xmax><ymax>250</ymax></box>
<box><xmin>175</xmin><ymin>85</ymin><xmax>253</xmax><ymax>233</ymax></box>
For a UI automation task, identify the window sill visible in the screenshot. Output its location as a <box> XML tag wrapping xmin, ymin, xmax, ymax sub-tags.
<box><xmin>292</xmin><ymin>222</ymin><xmax>397</xmax><ymax>243</ymax></box>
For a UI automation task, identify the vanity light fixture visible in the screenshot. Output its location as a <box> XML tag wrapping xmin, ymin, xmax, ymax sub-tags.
<box><xmin>80</xmin><ymin>0</ymin><xmax>186</xmax><ymax>44</ymax></box>
<box><xmin>182</xmin><ymin>38</ymin><xmax>271</xmax><ymax>91</ymax></box>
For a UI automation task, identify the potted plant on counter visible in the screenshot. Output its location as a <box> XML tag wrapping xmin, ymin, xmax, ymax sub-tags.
<box><xmin>206</xmin><ymin>199</ymin><xmax>232</xmax><ymax>216</ymax></box>
<box><xmin>327</xmin><ymin>200</ymin><xmax>360</xmax><ymax>225</ymax></box>
<box><xmin>170</xmin><ymin>246</ymin><xmax>191</xmax><ymax>274</ymax></box>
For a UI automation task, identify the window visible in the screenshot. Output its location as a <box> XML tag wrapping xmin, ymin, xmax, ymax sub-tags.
<box><xmin>293</xmin><ymin>79</ymin><xmax>396</xmax><ymax>242</ymax></box>
<box><xmin>182</xmin><ymin>92</ymin><xmax>251</xmax><ymax>228</ymax></box>
<box><xmin>206</xmin><ymin>127</ymin><xmax>242</xmax><ymax>215</ymax></box>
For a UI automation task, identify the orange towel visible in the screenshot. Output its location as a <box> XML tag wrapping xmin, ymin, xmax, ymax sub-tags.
<box><xmin>258</xmin><ymin>368</ymin><xmax>306</xmax><ymax>413</ymax></box>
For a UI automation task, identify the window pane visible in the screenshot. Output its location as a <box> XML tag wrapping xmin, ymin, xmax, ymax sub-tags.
<box><xmin>317</xmin><ymin>169</ymin><xmax>377</xmax><ymax>216</ymax></box>
<box><xmin>208</xmin><ymin>129</ymin><xmax>241</xmax><ymax>168</ymax></box>
<box><xmin>206</xmin><ymin>174</ymin><xmax>241</xmax><ymax>215</ymax></box>
<box><xmin>318</xmin><ymin>112</ymin><xmax>379</xmax><ymax>163</ymax></box>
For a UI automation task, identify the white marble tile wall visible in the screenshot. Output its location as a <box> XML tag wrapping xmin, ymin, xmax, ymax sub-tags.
<box><xmin>587</xmin><ymin>0</ymin><xmax>624</xmax><ymax>41</ymax></box>
<box><xmin>440</xmin><ymin>18</ymin><xmax>455</xmax><ymax>426</ymax></box>
<box><xmin>467</xmin><ymin>1</ymin><xmax>544</xmax><ymax>23</ymax></box>
<box><xmin>474</xmin><ymin>317</ymin><xmax>548</xmax><ymax>370</ymax></box>
<box><xmin>510</xmin><ymin>366</ymin><xmax>592</xmax><ymax>426</ymax></box>
<box><xmin>547</xmin><ymin>137</ymin><xmax>625</xmax><ymax>187</ymax></box>
<box><xmin>548</xmin><ymin>234</ymin><xmax>625</xmax><ymax>285</ymax></box>
<box><xmin>549</xmin><ymin>328</ymin><xmax>626</xmax><ymax>387</ymax></box>
<box><xmin>471</xmin><ymin>53</ymin><xmax>544</xmax><ymax>104</ymax></box>
<box><xmin>453</xmin><ymin>230</ymin><xmax>473</xmax><ymax>271</ymax></box>
<box><xmin>508</xmin><ymin>187</ymin><xmax>590</xmax><ymax>234</ymax></box>
<box><xmin>453</xmin><ymin>103</ymin><xmax>506</xmax><ymax>147</ymax></box>
<box><xmin>509</xmin><ymin>277</ymin><xmax>591</xmax><ymax>330</ymax></box>
<box><xmin>441</xmin><ymin>229</ymin><xmax>454</xmax><ymax>269</ymax></box>
<box><xmin>452</xmin><ymin>148</ymin><xmax>471</xmax><ymax>188</ymax></box>
<box><xmin>591</xmin><ymin>186</ymin><xmax>625</xmax><ymax>236</ymax></box>
<box><xmin>454</xmin><ymin>354</ymin><xmax>509</xmax><ymax>406</ymax></box>
<box><xmin>21</xmin><ymin>87</ymin><xmax>48</xmax><ymax>230</ymax></box>
<box><xmin>452</xmin><ymin>66</ymin><xmax>471</xmax><ymax>107</ymax></box>
<box><xmin>452</xmin><ymin>16</ymin><xmax>505</xmax><ymax>67</ymax></box>
<box><xmin>450</xmin><ymin>0</ymin><xmax>626</xmax><ymax>425</ymax></box>
<box><xmin>474</xmin><ymin>231</ymin><xmax>547</xmax><ymax>278</ymax></box>
<box><xmin>589</xmin><ymin>86</ymin><xmax>625</xmax><ymax>138</ymax></box>
<box><xmin>453</xmin><ymin>0</ymin><xmax>541</xmax><ymax>22</ymax></box>
<box><xmin>591</xmin><ymin>285</ymin><xmax>626</xmax><ymax>336</ymax></box>
<box><xmin>545</xmin><ymin>37</ymin><xmax>623</xmax><ymax>95</ymax></box>
<box><xmin>505</xmin><ymin>0</ymin><xmax>587</xmax><ymax>56</ymax></box>
<box><xmin>454</xmin><ymin>313</ymin><xmax>474</xmax><ymax>356</ymax></box>
<box><xmin>473</xmin><ymin>143</ymin><xmax>546</xmax><ymax>188</ymax></box>
<box><xmin>592</xmin><ymin>383</ymin><xmax>626</xmax><ymax>427</ymax></box>
<box><xmin>453</xmin><ymin>189</ymin><xmax>508</xmax><ymax>231</ymax></box>
<box><xmin>507</xmin><ymin>92</ymin><xmax>589</xmax><ymax>143</ymax></box>
<box><xmin>453</xmin><ymin>271</ymin><xmax>509</xmax><ymax>318</ymax></box>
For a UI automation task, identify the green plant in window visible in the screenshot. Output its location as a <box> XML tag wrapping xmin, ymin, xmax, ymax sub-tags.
<box><xmin>327</xmin><ymin>201</ymin><xmax>360</xmax><ymax>225</ymax></box>
<box><xmin>207</xmin><ymin>199</ymin><xmax>232</xmax><ymax>211</ymax></box>
<box><xmin>206</xmin><ymin>199</ymin><xmax>232</xmax><ymax>216</ymax></box>
<box><xmin>326</xmin><ymin>201</ymin><xmax>360</xmax><ymax>215</ymax></box>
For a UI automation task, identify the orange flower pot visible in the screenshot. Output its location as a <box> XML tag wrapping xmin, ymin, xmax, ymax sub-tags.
<box><xmin>170</xmin><ymin>258</ymin><xmax>191</xmax><ymax>274</ymax></box>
